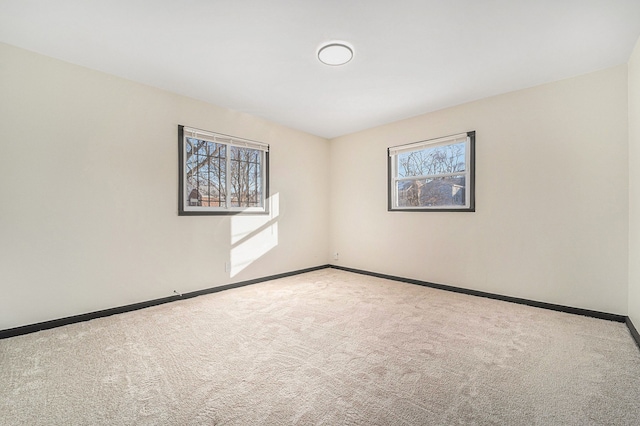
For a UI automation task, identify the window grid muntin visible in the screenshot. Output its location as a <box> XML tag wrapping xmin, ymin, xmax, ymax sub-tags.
<box><xmin>229</xmin><ymin>146</ymin><xmax>263</xmax><ymax>208</ymax></box>
<box><xmin>185</xmin><ymin>138</ymin><xmax>227</xmax><ymax>208</ymax></box>
<box><xmin>180</xmin><ymin>127</ymin><xmax>268</xmax><ymax>214</ymax></box>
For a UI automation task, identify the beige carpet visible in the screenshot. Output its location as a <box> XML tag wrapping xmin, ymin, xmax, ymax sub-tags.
<box><xmin>1</xmin><ymin>269</ymin><xmax>639</xmax><ymax>425</ymax></box>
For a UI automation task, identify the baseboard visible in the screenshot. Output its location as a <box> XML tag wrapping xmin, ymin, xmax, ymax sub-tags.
<box><xmin>0</xmin><ymin>264</ymin><xmax>331</xmax><ymax>340</ymax></box>
<box><xmin>2</xmin><ymin>263</ymin><xmax>632</xmax><ymax>341</ymax></box>
<box><xmin>626</xmin><ymin>317</ymin><xmax>640</xmax><ymax>350</ymax></box>
<box><xmin>329</xmin><ymin>265</ymin><xmax>627</xmax><ymax>323</ymax></box>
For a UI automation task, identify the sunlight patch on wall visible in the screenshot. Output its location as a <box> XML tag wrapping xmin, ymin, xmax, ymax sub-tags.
<box><xmin>230</xmin><ymin>193</ymin><xmax>279</xmax><ymax>277</ymax></box>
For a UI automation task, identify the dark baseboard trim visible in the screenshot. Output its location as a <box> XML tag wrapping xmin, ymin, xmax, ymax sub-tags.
<box><xmin>3</xmin><ymin>263</ymin><xmax>633</xmax><ymax>343</ymax></box>
<box><xmin>626</xmin><ymin>317</ymin><xmax>640</xmax><ymax>350</ymax></box>
<box><xmin>0</xmin><ymin>264</ymin><xmax>331</xmax><ymax>340</ymax></box>
<box><xmin>329</xmin><ymin>265</ymin><xmax>626</xmax><ymax>323</ymax></box>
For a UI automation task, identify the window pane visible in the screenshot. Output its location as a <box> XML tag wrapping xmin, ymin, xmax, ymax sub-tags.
<box><xmin>397</xmin><ymin>142</ymin><xmax>465</xmax><ymax>178</ymax></box>
<box><xmin>185</xmin><ymin>138</ymin><xmax>226</xmax><ymax>207</ymax></box>
<box><xmin>396</xmin><ymin>175</ymin><xmax>466</xmax><ymax>207</ymax></box>
<box><xmin>180</xmin><ymin>126</ymin><xmax>269</xmax><ymax>215</ymax></box>
<box><xmin>230</xmin><ymin>146</ymin><xmax>262</xmax><ymax>208</ymax></box>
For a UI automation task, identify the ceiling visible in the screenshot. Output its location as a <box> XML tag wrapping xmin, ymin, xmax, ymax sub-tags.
<box><xmin>1</xmin><ymin>1</ymin><xmax>640</xmax><ymax>139</ymax></box>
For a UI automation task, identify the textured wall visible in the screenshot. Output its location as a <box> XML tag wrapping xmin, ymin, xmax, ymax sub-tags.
<box><xmin>0</xmin><ymin>40</ymin><xmax>635</xmax><ymax>331</ymax></box>
<box><xmin>330</xmin><ymin>66</ymin><xmax>629</xmax><ymax>315</ymax></box>
<box><xmin>0</xmin><ymin>43</ymin><xmax>330</xmax><ymax>330</ymax></box>
<box><xmin>629</xmin><ymin>35</ymin><xmax>640</xmax><ymax>325</ymax></box>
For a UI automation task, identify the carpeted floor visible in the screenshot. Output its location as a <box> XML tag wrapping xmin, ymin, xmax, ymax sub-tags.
<box><xmin>1</xmin><ymin>269</ymin><xmax>639</xmax><ymax>425</ymax></box>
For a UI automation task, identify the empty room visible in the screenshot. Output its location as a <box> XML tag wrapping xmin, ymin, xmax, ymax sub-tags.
<box><xmin>2</xmin><ymin>1</ymin><xmax>640</xmax><ymax>424</ymax></box>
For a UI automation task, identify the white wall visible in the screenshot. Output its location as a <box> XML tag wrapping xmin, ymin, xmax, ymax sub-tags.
<box><xmin>0</xmin><ymin>43</ymin><xmax>330</xmax><ymax>330</ymax></box>
<box><xmin>0</xmin><ymin>40</ymin><xmax>635</xmax><ymax>331</ymax></box>
<box><xmin>629</xmin><ymin>36</ymin><xmax>640</xmax><ymax>326</ymax></box>
<box><xmin>330</xmin><ymin>65</ymin><xmax>629</xmax><ymax>315</ymax></box>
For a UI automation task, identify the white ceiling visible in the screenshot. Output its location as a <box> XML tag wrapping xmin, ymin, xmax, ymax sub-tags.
<box><xmin>1</xmin><ymin>0</ymin><xmax>640</xmax><ymax>139</ymax></box>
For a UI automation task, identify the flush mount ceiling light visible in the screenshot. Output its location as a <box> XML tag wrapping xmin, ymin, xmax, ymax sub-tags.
<box><xmin>317</xmin><ymin>42</ymin><xmax>354</xmax><ymax>66</ymax></box>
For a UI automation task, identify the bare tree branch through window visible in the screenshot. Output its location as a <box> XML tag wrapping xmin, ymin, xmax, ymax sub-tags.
<box><xmin>179</xmin><ymin>126</ymin><xmax>268</xmax><ymax>215</ymax></box>
<box><xmin>388</xmin><ymin>132</ymin><xmax>475</xmax><ymax>212</ymax></box>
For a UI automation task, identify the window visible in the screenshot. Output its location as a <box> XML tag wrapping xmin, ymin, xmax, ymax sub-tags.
<box><xmin>178</xmin><ymin>125</ymin><xmax>269</xmax><ymax>215</ymax></box>
<box><xmin>388</xmin><ymin>131</ymin><xmax>475</xmax><ymax>212</ymax></box>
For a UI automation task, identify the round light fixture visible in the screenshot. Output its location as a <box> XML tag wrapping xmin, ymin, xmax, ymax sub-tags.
<box><xmin>317</xmin><ymin>42</ymin><xmax>354</xmax><ymax>66</ymax></box>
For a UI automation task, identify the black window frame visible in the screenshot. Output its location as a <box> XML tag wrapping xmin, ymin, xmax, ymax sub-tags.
<box><xmin>178</xmin><ymin>125</ymin><xmax>270</xmax><ymax>216</ymax></box>
<box><xmin>388</xmin><ymin>131</ymin><xmax>475</xmax><ymax>212</ymax></box>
